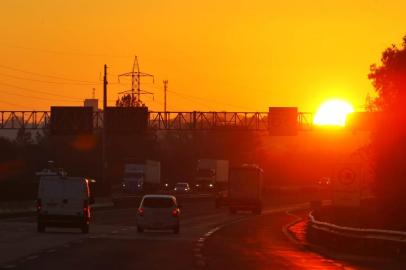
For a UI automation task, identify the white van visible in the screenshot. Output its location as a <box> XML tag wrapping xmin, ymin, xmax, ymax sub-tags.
<box><xmin>37</xmin><ymin>176</ymin><xmax>94</xmax><ymax>233</ymax></box>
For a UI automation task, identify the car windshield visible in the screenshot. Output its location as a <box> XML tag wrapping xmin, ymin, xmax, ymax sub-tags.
<box><xmin>142</xmin><ymin>197</ymin><xmax>174</xmax><ymax>208</ymax></box>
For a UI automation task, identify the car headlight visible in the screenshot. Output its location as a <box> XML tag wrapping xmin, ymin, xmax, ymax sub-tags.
<box><xmin>122</xmin><ymin>183</ymin><xmax>126</xmax><ymax>187</ymax></box>
<box><xmin>209</xmin><ymin>184</ymin><xmax>213</xmax><ymax>187</ymax></box>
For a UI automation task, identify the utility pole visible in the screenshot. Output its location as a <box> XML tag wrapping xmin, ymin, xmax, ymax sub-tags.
<box><xmin>102</xmin><ymin>64</ymin><xmax>109</xmax><ymax>194</ymax></box>
<box><xmin>163</xmin><ymin>80</ymin><xmax>168</xmax><ymax>125</ymax></box>
<box><xmin>118</xmin><ymin>56</ymin><xmax>154</xmax><ymax>107</ymax></box>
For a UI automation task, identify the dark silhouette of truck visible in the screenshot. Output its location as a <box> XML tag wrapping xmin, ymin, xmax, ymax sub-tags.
<box><xmin>228</xmin><ymin>164</ymin><xmax>263</xmax><ymax>214</ymax></box>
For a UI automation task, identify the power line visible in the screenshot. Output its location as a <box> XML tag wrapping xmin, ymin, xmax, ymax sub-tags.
<box><xmin>0</xmin><ymin>88</ymin><xmax>82</xmax><ymax>103</ymax></box>
<box><xmin>2</xmin><ymin>44</ymin><xmax>132</xmax><ymax>58</ymax></box>
<box><xmin>0</xmin><ymin>72</ymin><xmax>99</xmax><ymax>86</ymax></box>
<box><xmin>0</xmin><ymin>100</ymin><xmax>31</xmax><ymax>109</ymax></box>
<box><xmin>167</xmin><ymin>89</ymin><xmax>253</xmax><ymax>110</ymax></box>
<box><xmin>168</xmin><ymin>90</ymin><xmax>214</xmax><ymax>109</ymax></box>
<box><xmin>0</xmin><ymin>82</ymin><xmax>84</xmax><ymax>101</ymax></box>
<box><xmin>0</xmin><ymin>64</ymin><xmax>98</xmax><ymax>83</ymax></box>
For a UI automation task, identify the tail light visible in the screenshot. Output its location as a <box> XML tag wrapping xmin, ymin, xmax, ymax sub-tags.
<box><xmin>172</xmin><ymin>208</ymin><xmax>179</xmax><ymax>217</ymax></box>
<box><xmin>36</xmin><ymin>199</ymin><xmax>42</xmax><ymax>212</ymax></box>
<box><xmin>138</xmin><ymin>207</ymin><xmax>144</xmax><ymax>216</ymax></box>
<box><xmin>83</xmin><ymin>200</ymin><xmax>89</xmax><ymax>215</ymax></box>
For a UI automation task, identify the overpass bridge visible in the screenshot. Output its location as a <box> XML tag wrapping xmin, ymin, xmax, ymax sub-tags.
<box><xmin>0</xmin><ymin>111</ymin><xmax>314</xmax><ymax>131</ymax></box>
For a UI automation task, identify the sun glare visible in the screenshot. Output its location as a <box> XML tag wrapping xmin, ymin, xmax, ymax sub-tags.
<box><xmin>313</xmin><ymin>100</ymin><xmax>354</xmax><ymax>127</ymax></box>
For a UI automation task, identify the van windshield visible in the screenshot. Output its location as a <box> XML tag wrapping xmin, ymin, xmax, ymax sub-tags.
<box><xmin>142</xmin><ymin>197</ymin><xmax>174</xmax><ymax>208</ymax></box>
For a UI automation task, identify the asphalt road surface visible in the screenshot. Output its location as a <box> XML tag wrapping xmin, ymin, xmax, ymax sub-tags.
<box><xmin>0</xmin><ymin>195</ymin><xmax>402</xmax><ymax>270</ymax></box>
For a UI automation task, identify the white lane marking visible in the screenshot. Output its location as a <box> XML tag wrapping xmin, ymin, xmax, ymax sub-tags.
<box><xmin>2</xmin><ymin>265</ymin><xmax>16</xmax><ymax>269</ymax></box>
<box><xmin>26</xmin><ymin>255</ymin><xmax>38</xmax><ymax>260</ymax></box>
<box><xmin>46</xmin><ymin>249</ymin><xmax>56</xmax><ymax>253</ymax></box>
<box><xmin>282</xmin><ymin>210</ymin><xmax>304</xmax><ymax>247</ymax></box>
<box><xmin>191</xmin><ymin>203</ymin><xmax>310</xmax><ymax>269</ymax></box>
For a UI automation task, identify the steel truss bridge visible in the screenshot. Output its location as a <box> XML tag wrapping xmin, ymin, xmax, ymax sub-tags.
<box><xmin>0</xmin><ymin>111</ymin><xmax>314</xmax><ymax>131</ymax></box>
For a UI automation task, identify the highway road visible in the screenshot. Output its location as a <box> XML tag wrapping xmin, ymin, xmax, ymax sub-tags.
<box><xmin>0</xmin><ymin>194</ymin><xmax>402</xmax><ymax>270</ymax></box>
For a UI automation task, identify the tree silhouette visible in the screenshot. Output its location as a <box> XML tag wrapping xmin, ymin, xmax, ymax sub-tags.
<box><xmin>368</xmin><ymin>35</ymin><xmax>406</xmax><ymax>218</ymax></box>
<box><xmin>116</xmin><ymin>94</ymin><xmax>138</xmax><ymax>107</ymax></box>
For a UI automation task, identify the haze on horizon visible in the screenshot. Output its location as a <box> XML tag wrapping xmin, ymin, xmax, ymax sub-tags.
<box><xmin>0</xmin><ymin>0</ymin><xmax>405</xmax><ymax>112</ymax></box>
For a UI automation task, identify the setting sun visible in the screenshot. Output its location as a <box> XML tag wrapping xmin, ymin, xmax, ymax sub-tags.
<box><xmin>314</xmin><ymin>100</ymin><xmax>354</xmax><ymax>127</ymax></box>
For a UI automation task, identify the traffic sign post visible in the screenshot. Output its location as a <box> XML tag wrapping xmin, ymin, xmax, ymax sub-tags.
<box><xmin>332</xmin><ymin>163</ymin><xmax>362</xmax><ymax>207</ymax></box>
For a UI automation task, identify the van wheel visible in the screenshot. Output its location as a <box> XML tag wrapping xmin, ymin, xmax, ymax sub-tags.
<box><xmin>81</xmin><ymin>223</ymin><xmax>89</xmax><ymax>234</ymax></box>
<box><xmin>37</xmin><ymin>222</ymin><xmax>45</xmax><ymax>233</ymax></box>
<box><xmin>173</xmin><ymin>226</ymin><xmax>180</xmax><ymax>234</ymax></box>
<box><xmin>137</xmin><ymin>226</ymin><xmax>144</xmax><ymax>233</ymax></box>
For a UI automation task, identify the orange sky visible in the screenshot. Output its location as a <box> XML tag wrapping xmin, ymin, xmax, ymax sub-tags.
<box><xmin>0</xmin><ymin>0</ymin><xmax>405</xmax><ymax>112</ymax></box>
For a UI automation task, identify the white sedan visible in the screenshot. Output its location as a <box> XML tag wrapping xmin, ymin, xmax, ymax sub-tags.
<box><xmin>136</xmin><ymin>195</ymin><xmax>181</xmax><ymax>234</ymax></box>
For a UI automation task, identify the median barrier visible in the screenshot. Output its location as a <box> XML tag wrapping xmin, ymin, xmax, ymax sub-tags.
<box><xmin>307</xmin><ymin>210</ymin><xmax>406</xmax><ymax>259</ymax></box>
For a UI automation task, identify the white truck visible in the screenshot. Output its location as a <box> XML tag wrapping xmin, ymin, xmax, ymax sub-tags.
<box><xmin>228</xmin><ymin>164</ymin><xmax>263</xmax><ymax>214</ymax></box>
<box><xmin>122</xmin><ymin>160</ymin><xmax>161</xmax><ymax>193</ymax></box>
<box><xmin>194</xmin><ymin>159</ymin><xmax>229</xmax><ymax>191</ymax></box>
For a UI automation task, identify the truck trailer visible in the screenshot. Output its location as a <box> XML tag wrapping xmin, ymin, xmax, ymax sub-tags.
<box><xmin>122</xmin><ymin>160</ymin><xmax>161</xmax><ymax>193</ymax></box>
<box><xmin>228</xmin><ymin>164</ymin><xmax>263</xmax><ymax>214</ymax></box>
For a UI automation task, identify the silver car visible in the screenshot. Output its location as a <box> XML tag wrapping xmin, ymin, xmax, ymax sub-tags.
<box><xmin>136</xmin><ymin>195</ymin><xmax>180</xmax><ymax>234</ymax></box>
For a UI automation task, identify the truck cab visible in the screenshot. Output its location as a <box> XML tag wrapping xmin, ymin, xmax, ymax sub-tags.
<box><xmin>122</xmin><ymin>165</ymin><xmax>145</xmax><ymax>193</ymax></box>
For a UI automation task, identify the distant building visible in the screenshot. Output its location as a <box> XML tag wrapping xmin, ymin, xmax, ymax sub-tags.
<box><xmin>84</xmin><ymin>99</ymin><xmax>98</xmax><ymax>112</ymax></box>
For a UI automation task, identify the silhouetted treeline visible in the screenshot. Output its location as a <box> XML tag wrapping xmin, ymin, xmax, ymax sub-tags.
<box><xmin>367</xmin><ymin>34</ymin><xmax>406</xmax><ymax>223</ymax></box>
<box><xmin>0</xmin><ymin>123</ymin><xmax>361</xmax><ymax>201</ymax></box>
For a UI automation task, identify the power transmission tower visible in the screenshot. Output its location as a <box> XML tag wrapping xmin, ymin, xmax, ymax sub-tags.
<box><xmin>118</xmin><ymin>56</ymin><xmax>154</xmax><ymax>107</ymax></box>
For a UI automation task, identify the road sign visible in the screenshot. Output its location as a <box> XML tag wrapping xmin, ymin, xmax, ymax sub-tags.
<box><xmin>50</xmin><ymin>107</ymin><xmax>93</xmax><ymax>135</ymax></box>
<box><xmin>268</xmin><ymin>107</ymin><xmax>298</xmax><ymax>136</ymax></box>
<box><xmin>332</xmin><ymin>163</ymin><xmax>362</xmax><ymax>207</ymax></box>
<box><xmin>105</xmin><ymin>107</ymin><xmax>148</xmax><ymax>134</ymax></box>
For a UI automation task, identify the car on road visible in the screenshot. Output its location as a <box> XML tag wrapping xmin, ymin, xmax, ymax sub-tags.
<box><xmin>136</xmin><ymin>195</ymin><xmax>181</xmax><ymax>234</ymax></box>
<box><xmin>37</xmin><ymin>175</ymin><xmax>94</xmax><ymax>234</ymax></box>
<box><xmin>173</xmin><ymin>182</ymin><xmax>190</xmax><ymax>193</ymax></box>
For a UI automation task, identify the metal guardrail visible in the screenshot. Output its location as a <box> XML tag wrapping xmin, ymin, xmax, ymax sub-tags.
<box><xmin>0</xmin><ymin>111</ymin><xmax>315</xmax><ymax>131</ymax></box>
<box><xmin>309</xmin><ymin>211</ymin><xmax>406</xmax><ymax>240</ymax></box>
<box><xmin>308</xmin><ymin>210</ymin><xmax>406</xmax><ymax>259</ymax></box>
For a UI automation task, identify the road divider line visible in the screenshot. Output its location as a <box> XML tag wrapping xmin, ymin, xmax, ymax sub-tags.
<box><xmin>282</xmin><ymin>210</ymin><xmax>305</xmax><ymax>248</ymax></box>
<box><xmin>191</xmin><ymin>203</ymin><xmax>309</xmax><ymax>269</ymax></box>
